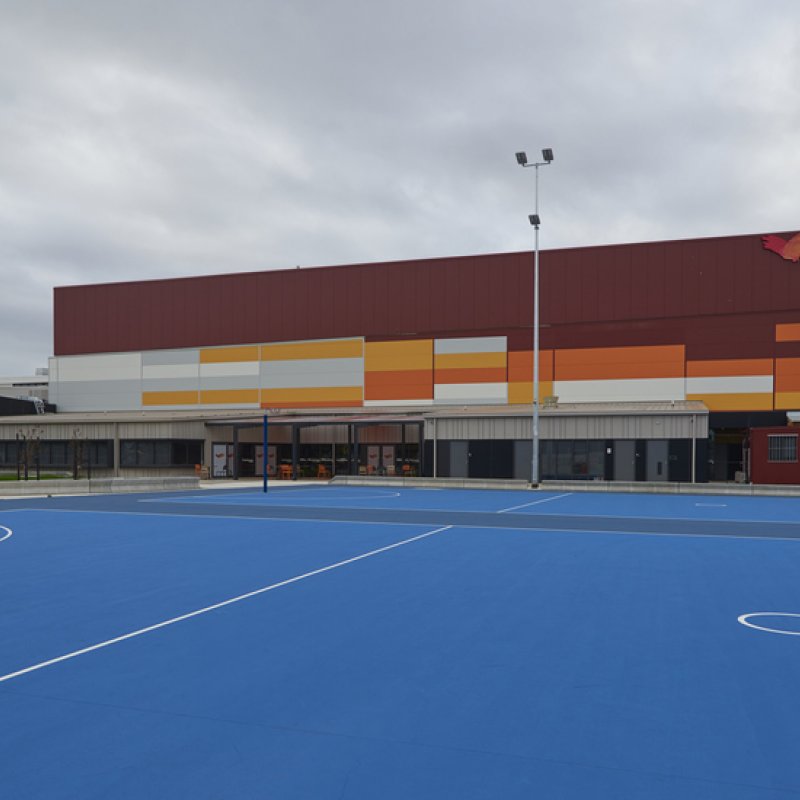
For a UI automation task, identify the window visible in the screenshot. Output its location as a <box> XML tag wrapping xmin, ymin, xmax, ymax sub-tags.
<box><xmin>767</xmin><ymin>434</ymin><xmax>797</xmax><ymax>463</ymax></box>
<box><xmin>120</xmin><ymin>440</ymin><xmax>203</xmax><ymax>467</ymax></box>
<box><xmin>0</xmin><ymin>441</ymin><xmax>18</xmax><ymax>466</ymax></box>
<box><xmin>0</xmin><ymin>440</ymin><xmax>112</xmax><ymax>468</ymax></box>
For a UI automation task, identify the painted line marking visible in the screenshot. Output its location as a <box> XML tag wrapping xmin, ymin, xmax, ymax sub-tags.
<box><xmin>10</xmin><ymin>508</ymin><xmax>800</xmax><ymax>543</ymax></box>
<box><xmin>498</xmin><ymin>493</ymin><xmax>573</xmax><ymax>514</ymax></box>
<box><xmin>16</xmin><ymin>507</ymin><xmax>422</xmax><ymax>528</ymax></box>
<box><xmin>0</xmin><ymin>524</ymin><xmax>453</xmax><ymax>685</ymax></box>
<box><xmin>695</xmin><ymin>503</ymin><xmax>728</xmax><ymax>507</ymax></box>
<box><xmin>738</xmin><ymin>612</ymin><xmax>800</xmax><ymax>636</ymax></box>
<box><xmin>144</xmin><ymin>490</ymin><xmax>403</xmax><ymax>506</ymax></box>
<box><xmin>0</xmin><ymin>525</ymin><xmax>12</xmax><ymax>543</ymax></box>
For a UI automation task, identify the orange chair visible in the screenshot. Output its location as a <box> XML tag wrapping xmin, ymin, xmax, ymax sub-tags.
<box><xmin>279</xmin><ymin>464</ymin><xmax>293</xmax><ymax>480</ymax></box>
<box><xmin>317</xmin><ymin>464</ymin><xmax>331</xmax><ymax>480</ymax></box>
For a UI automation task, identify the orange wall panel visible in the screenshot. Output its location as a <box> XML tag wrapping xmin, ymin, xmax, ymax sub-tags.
<box><xmin>508</xmin><ymin>350</ymin><xmax>554</xmax><ymax>382</ymax></box>
<box><xmin>686</xmin><ymin>392</ymin><xmax>773</xmax><ymax>411</ymax></box>
<box><xmin>508</xmin><ymin>380</ymin><xmax>554</xmax><ymax>405</ymax></box>
<box><xmin>261</xmin><ymin>387</ymin><xmax>363</xmax><ymax>405</ymax></box>
<box><xmin>200</xmin><ymin>346</ymin><xmax>259</xmax><ymax>363</ymax></box>
<box><xmin>364</xmin><ymin>369</ymin><xmax>431</xmax><ymax>389</ymax></box>
<box><xmin>142</xmin><ymin>390</ymin><xmax>199</xmax><ymax>406</ymax></box>
<box><xmin>776</xmin><ymin>323</ymin><xmax>800</xmax><ymax>342</ymax></box>
<box><xmin>199</xmin><ymin>389</ymin><xmax>260</xmax><ymax>404</ymax></box>
<box><xmin>365</xmin><ymin>383</ymin><xmax>434</xmax><ymax>401</ymax></box>
<box><xmin>261</xmin><ymin>339</ymin><xmax>363</xmax><ymax>361</ymax></box>
<box><xmin>686</xmin><ymin>358</ymin><xmax>773</xmax><ymax>377</ymax></box>
<box><xmin>555</xmin><ymin>345</ymin><xmax>684</xmax><ymax>381</ymax></box>
<box><xmin>434</xmin><ymin>367</ymin><xmax>507</xmax><ymax>385</ymax></box>
<box><xmin>775</xmin><ymin>358</ymin><xmax>800</xmax><ymax>392</ymax></box>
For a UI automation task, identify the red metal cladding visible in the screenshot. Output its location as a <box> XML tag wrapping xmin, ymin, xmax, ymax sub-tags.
<box><xmin>54</xmin><ymin>232</ymin><xmax>800</xmax><ymax>357</ymax></box>
<box><xmin>54</xmin><ymin>252</ymin><xmax>533</xmax><ymax>355</ymax></box>
<box><xmin>749</xmin><ymin>427</ymin><xmax>800</xmax><ymax>485</ymax></box>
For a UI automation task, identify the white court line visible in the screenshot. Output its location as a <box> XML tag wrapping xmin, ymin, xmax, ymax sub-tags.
<box><xmin>0</xmin><ymin>525</ymin><xmax>12</xmax><ymax>543</ymax></box>
<box><xmin>0</xmin><ymin>523</ymin><xmax>453</xmax><ymax>685</ymax></box>
<box><xmin>695</xmin><ymin>503</ymin><xmax>728</xmax><ymax>508</ymax></box>
<box><xmin>490</xmin><ymin>509</ymin><xmax>800</xmax><ymax>526</ymax></box>
<box><xmin>14</xmin><ymin>507</ymin><xmax>421</xmax><ymax>528</ymax></box>
<box><xmin>497</xmin><ymin>493</ymin><xmax>573</xmax><ymax>514</ymax></box>
<box><xmin>141</xmin><ymin>490</ymin><xmax>403</xmax><ymax>506</ymax></box>
<box><xmin>11</xmin><ymin>508</ymin><xmax>800</xmax><ymax>543</ymax></box>
<box><xmin>738</xmin><ymin>612</ymin><xmax>800</xmax><ymax>636</ymax></box>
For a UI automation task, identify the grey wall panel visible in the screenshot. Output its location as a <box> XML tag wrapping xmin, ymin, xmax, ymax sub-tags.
<box><xmin>52</xmin><ymin>380</ymin><xmax>142</xmax><ymax>412</ymax></box>
<box><xmin>197</xmin><ymin>376</ymin><xmax>259</xmax><ymax>391</ymax></box>
<box><xmin>260</xmin><ymin>359</ymin><xmax>364</xmax><ymax>389</ymax></box>
<box><xmin>142</xmin><ymin>349</ymin><xmax>199</xmax><ymax>366</ymax></box>
<box><xmin>142</xmin><ymin>378</ymin><xmax>200</xmax><ymax>392</ymax></box>
<box><xmin>427</xmin><ymin>412</ymin><xmax>708</xmax><ymax>441</ymax></box>
<box><xmin>0</xmin><ymin>422</ymin><xmax>118</xmax><ymax>440</ymax></box>
<box><xmin>117</xmin><ymin>421</ymin><xmax>206</xmax><ymax>439</ymax></box>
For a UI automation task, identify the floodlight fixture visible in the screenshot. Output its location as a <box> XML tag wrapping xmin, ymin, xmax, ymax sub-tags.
<box><xmin>514</xmin><ymin>145</ymin><xmax>555</xmax><ymax>486</ymax></box>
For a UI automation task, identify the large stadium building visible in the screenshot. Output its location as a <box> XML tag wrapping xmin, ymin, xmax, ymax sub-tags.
<box><xmin>4</xmin><ymin>229</ymin><xmax>800</xmax><ymax>483</ymax></box>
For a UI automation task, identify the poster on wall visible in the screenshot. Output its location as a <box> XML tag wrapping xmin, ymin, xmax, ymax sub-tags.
<box><xmin>367</xmin><ymin>446</ymin><xmax>380</xmax><ymax>473</ymax></box>
<box><xmin>212</xmin><ymin>444</ymin><xmax>228</xmax><ymax>478</ymax></box>
<box><xmin>268</xmin><ymin>446</ymin><xmax>277</xmax><ymax>476</ymax></box>
<box><xmin>382</xmin><ymin>445</ymin><xmax>395</xmax><ymax>475</ymax></box>
<box><xmin>255</xmin><ymin>445</ymin><xmax>264</xmax><ymax>477</ymax></box>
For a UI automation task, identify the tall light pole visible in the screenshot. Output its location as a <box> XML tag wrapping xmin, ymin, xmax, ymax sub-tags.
<box><xmin>516</xmin><ymin>148</ymin><xmax>553</xmax><ymax>486</ymax></box>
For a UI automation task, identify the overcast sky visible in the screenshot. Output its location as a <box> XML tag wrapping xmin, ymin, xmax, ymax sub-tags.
<box><xmin>1</xmin><ymin>0</ymin><xmax>798</xmax><ymax>376</ymax></box>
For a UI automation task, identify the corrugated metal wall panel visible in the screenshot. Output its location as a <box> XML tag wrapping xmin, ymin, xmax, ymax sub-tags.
<box><xmin>424</xmin><ymin>413</ymin><xmax>705</xmax><ymax>441</ymax></box>
<box><xmin>0</xmin><ymin>423</ymin><xmax>118</xmax><ymax>440</ymax></box>
<box><xmin>55</xmin><ymin>252</ymin><xmax>533</xmax><ymax>356</ymax></box>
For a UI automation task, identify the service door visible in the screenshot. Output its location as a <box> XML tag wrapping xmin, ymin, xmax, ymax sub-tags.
<box><xmin>449</xmin><ymin>442</ymin><xmax>469</xmax><ymax>478</ymax></box>
<box><xmin>646</xmin><ymin>440</ymin><xmax>668</xmax><ymax>482</ymax></box>
<box><xmin>613</xmin><ymin>440</ymin><xmax>636</xmax><ymax>482</ymax></box>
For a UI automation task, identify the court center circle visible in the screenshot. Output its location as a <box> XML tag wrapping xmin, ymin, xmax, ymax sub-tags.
<box><xmin>737</xmin><ymin>612</ymin><xmax>800</xmax><ymax>636</ymax></box>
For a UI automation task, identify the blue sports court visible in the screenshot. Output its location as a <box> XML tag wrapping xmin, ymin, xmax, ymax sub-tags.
<box><xmin>1</xmin><ymin>485</ymin><xmax>799</xmax><ymax>798</ymax></box>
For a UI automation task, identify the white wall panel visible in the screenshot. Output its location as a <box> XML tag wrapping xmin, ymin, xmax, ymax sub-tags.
<box><xmin>199</xmin><ymin>361</ymin><xmax>260</xmax><ymax>378</ymax></box>
<box><xmin>56</xmin><ymin>353</ymin><xmax>142</xmax><ymax>382</ymax></box>
<box><xmin>434</xmin><ymin>383</ymin><xmax>508</xmax><ymax>404</ymax></box>
<box><xmin>686</xmin><ymin>375</ymin><xmax>773</xmax><ymax>394</ymax></box>
<box><xmin>434</xmin><ymin>336</ymin><xmax>507</xmax><ymax>355</ymax></box>
<box><xmin>554</xmin><ymin>378</ymin><xmax>685</xmax><ymax>403</ymax></box>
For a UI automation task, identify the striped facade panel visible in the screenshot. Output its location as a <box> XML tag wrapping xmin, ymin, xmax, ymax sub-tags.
<box><xmin>775</xmin><ymin>358</ymin><xmax>800</xmax><ymax>409</ymax></box>
<box><xmin>554</xmin><ymin>345</ymin><xmax>686</xmax><ymax>403</ymax></box>
<box><xmin>364</xmin><ymin>340</ymin><xmax>433</xmax><ymax>406</ymax></box>
<box><xmin>433</xmin><ymin>337</ymin><xmax>507</xmax><ymax>405</ymax></box>
<box><xmin>141</xmin><ymin>349</ymin><xmax>201</xmax><ymax>407</ymax></box>
<box><xmin>507</xmin><ymin>350</ymin><xmax>555</xmax><ymax>405</ymax></box>
<box><xmin>49</xmin><ymin>353</ymin><xmax>142</xmax><ymax>412</ymax></box>
<box><xmin>260</xmin><ymin>339</ymin><xmax>364</xmax><ymax>409</ymax></box>
<box><xmin>685</xmin><ymin>359</ymin><xmax>773</xmax><ymax>411</ymax></box>
<box><xmin>198</xmin><ymin>345</ymin><xmax>260</xmax><ymax>408</ymax></box>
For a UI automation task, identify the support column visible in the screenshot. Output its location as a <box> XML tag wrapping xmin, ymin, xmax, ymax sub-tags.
<box><xmin>291</xmin><ymin>425</ymin><xmax>299</xmax><ymax>480</ymax></box>
<box><xmin>418</xmin><ymin>422</ymin><xmax>425</xmax><ymax>477</ymax></box>
<box><xmin>232</xmin><ymin>426</ymin><xmax>240</xmax><ymax>480</ymax></box>
<box><xmin>113</xmin><ymin>422</ymin><xmax>120</xmax><ymax>477</ymax></box>
<box><xmin>352</xmin><ymin>425</ymin><xmax>360</xmax><ymax>475</ymax></box>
